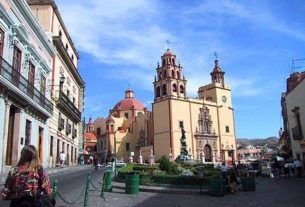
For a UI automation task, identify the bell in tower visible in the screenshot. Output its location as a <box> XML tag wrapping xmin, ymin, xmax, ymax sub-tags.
<box><xmin>153</xmin><ymin>49</ymin><xmax>187</xmax><ymax>102</ymax></box>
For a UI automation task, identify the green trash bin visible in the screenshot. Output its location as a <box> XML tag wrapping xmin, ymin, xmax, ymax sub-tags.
<box><xmin>209</xmin><ymin>179</ymin><xmax>225</xmax><ymax>196</ymax></box>
<box><xmin>241</xmin><ymin>177</ymin><xmax>256</xmax><ymax>191</ymax></box>
<box><xmin>104</xmin><ymin>171</ymin><xmax>112</xmax><ymax>192</ymax></box>
<box><xmin>125</xmin><ymin>172</ymin><xmax>139</xmax><ymax>194</ymax></box>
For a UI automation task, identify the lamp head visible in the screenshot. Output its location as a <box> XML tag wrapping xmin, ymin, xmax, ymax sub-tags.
<box><xmin>60</xmin><ymin>75</ymin><xmax>66</xmax><ymax>84</ymax></box>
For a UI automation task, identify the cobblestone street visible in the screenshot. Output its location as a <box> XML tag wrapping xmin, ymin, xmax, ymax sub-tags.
<box><xmin>85</xmin><ymin>177</ymin><xmax>305</xmax><ymax>207</ymax></box>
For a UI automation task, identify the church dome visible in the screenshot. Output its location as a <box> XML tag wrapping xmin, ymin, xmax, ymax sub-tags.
<box><xmin>113</xmin><ymin>89</ymin><xmax>145</xmax><ymax>111</ymax></box>
<box><xmin>163</xmin><ymin>48</ymin><xmax>173</xmax><ymax>56</ymax></box>
<box><xmin>84</xmin><ymin>132</ymin><xmax>96</xmax><ymax>140</ymax></box>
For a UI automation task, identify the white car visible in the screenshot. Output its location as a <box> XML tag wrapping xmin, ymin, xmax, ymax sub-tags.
<box><xmin>116</xmin><ymin>160</ymin><xmax>126</xmax><ymax>167</ymax></box>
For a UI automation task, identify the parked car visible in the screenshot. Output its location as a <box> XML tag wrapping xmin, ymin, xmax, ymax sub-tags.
<box><xmin>116</xmin><ymin>160</ymin><xmax>126</xmax><ymax>168</ymax></box>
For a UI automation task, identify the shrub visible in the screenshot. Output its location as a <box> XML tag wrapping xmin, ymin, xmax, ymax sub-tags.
<box><xmin>151</xmin><ymin>175</ymin><xmax>209</xmax><ymax>186</ymax></box>
<box><xmin>159</xmin><ymin>155</ymin><xmax>171</xmax><ymax>172</ymax></box>
<box><xmin>118</xmin><ymin>164</ymin><xmax>134</xmax><ymax>173</ymax></box>
<box><xmin>133</xmin><ymin>165</ymin><xmax>159</xmax><ymax>174</ymax></box>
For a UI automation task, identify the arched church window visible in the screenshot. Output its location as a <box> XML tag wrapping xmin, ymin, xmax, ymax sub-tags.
<box><xmin>167</xmin><ymin>58</ymin><xmax>170</xmax><ymax>64</ymax></box>
<box><xmin>162</xmin><ymin>59</ymin><xmax>165</xmax><ymax>66</ymax></box>
<box><xmin>110</xmin><ymin>124</ymin><xmax>114</xmax><ymax>133</ymax></box>
<box><xmin>177</xmin><ymin>71</ymin><xmax>180</xmax><ymax>79</ymax></box>
<box><xmin>204</xmin><ymin>144</ymin><xmax>212</xmax><ymax>162</ymax></box>
<box><xmin>159</xmin><ymin>72</ymin><xmax>162</xmax><ymax>80</ymax></box>
<box><xmin>162</xmin><ymin>84</ymin><xmax>167</xmax><ymax>96</ymax></box>
<box><xmin>156</xmin><ymin>86</ymin><xmax>160</xmax><ymax>98</ymax></box>
<box><xmin>180</xmin><ymin>85</ymin><xmax>184</xmax><ymax>93</ymax></box>
<box><xmin>172</xmin><ymin>58</ymin><xmax>175</xmax><ymax>65</ymax></box>
<box><xmin>172</xmin><ymin>70</ymin><xmax>175</xmax><ymax>78</ymax></box>
<box><xmin>203</xmin><ymin>121</ymin><xmax>209</xmax><ymax>134</ymax></box>
<box><xmin>163</xmin><ymin>70</ymin><xmax>167</xmax><ymax>78</ymax></box>
<box><xmin>173</xmin><ymin>84</ymin><xmax>177</xmax><ymax>92</ymax></box>
<box><xmin>124</xmin><ymin>112</ymin><xmax>129</xmax><ymax>119</ymax></box>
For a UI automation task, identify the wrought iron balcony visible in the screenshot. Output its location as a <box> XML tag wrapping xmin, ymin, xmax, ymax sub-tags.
<box><xmin>55</xmin><ymin>89</ymin><xmax>81</xmax><ymax>123</ymax></box>
<box><xmin>0</xmin><ymin>56</ymin><xmax>53</xmax><ymax>115</ymax></box>
<box><xmin>292</xmin><ymin>126</ymin><xmax>303</xmax><ymax>140</ymax></box>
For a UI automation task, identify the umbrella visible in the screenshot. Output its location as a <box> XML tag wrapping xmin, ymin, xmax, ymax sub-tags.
<box><xmin>82</xmin><ymin>149</ymin><xmax>89</xmax><ymax>155</ymax></box>
<box><xmin>276</xmin><ymin>156</ymin><xmax>284</xmax><ymax>161</ymax></box>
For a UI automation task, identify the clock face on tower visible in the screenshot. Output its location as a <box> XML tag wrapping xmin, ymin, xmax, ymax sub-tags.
<box><xmin>222</xmin><ymin>95</ymin><xmax>227</xmax><ymax>103</ymax></box>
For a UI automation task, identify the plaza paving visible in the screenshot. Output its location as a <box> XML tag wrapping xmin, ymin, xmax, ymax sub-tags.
<box><xmin>83</xmin><ymin>176</ymin><xmax>305</xmax><ymax>207</ymax></box>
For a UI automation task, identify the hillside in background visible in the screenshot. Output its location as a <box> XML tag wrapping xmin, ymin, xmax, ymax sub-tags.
<box><xmin>237</xmin><ymin>136</ymin><xmax>279</xmax><ymax>149</ymax></box>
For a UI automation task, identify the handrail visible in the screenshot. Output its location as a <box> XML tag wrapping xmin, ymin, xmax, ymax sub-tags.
<box><xmin>57</xmin><ymin>89</ymin><xmax>81</xmax><ymax>122</ymax></box>
<box><xmin>0</xmin><ymin>56</ymin><xmax>53</xmax><ymax>114</ymax></box>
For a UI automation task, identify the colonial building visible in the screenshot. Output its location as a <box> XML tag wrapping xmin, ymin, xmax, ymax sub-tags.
<box><xmin>84</xmin><ymin>118</ymin><xmax>97</xmax><ymax>155</ymax></box>
<box><xmin>280</xmin><ymin>71</ymin><xmax>305</xmax><ymax>163</ymax></box>
<box><xmin>27</xmin><ymin>0</ymin><xmax>85</xmax><ymax>167</ymax></box>
<box><xmin>99</xmin><ymin>89</ymin><xmax>153</xmax><ymax>163</ymax></box>
<box><xmin>89</xmin><ymin>49</ymin><xmax>237</xmax><ymax>165</ymax></box>
<box><xmin>153</xmin><ymin>49</ymin><xmax>237</xmax><ymax>164</ymax></box>
<box><xmin>0</xmin><ymin>0</ymin><xmax>54</xmax><ymax>172</ymax></box>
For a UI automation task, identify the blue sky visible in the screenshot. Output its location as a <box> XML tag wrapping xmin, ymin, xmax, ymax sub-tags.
<box><xmin>56</xmin><ymin>0</ymin><xmax>305</xmax><ymax>138</ymax></box>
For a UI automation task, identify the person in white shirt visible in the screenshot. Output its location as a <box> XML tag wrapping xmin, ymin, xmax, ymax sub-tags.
<box><xmin>294</xmin><ymin>159</ymin><xmax>303</xmax><ymax>177</ymax></box>
<box><xmin>59</xmin><ymin>151</ymin><xmax>66</xmax><ymax>168</ymax></box>
<box><xmin>220</xmin><ymin>162</ymin><xmax>228</xmax><ymax>179</ymax></box>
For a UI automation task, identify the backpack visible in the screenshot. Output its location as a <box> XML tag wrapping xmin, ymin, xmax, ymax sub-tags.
<box><xmin>32</xmin><ymin>166</ymin><xmax>55</xmax><ymax>207</ymax></box>
<box><xmin>11</xmin><ymin>166</ymin><xmax>55</xmax><ymax>207</ymax></box>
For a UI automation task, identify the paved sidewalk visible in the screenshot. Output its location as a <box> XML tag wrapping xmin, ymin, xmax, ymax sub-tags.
<box><xmin>0</xmin><ymin>165</ymin><xmax>92</xmax><ymax>185</ymax></box>
<box><xmin>82</xmin><ymin>177</ymin><xmax>305</xmax><ymax>207</ymax></box>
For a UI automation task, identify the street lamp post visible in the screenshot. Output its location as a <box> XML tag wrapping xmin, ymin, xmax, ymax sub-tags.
<box><xmin>114</xmin><ymin>130</ymin><xmax>118</xmax><ymax>181</ymax></box>
<box><xmin>231</xmin><ymin>149</ymin><xmax>235</xmax><ymax>168</ymax></box>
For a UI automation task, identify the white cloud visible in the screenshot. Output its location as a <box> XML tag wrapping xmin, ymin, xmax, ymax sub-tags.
<box><xmin>184</xmin><ymin>0</ymin><xmax>305</xmax><ymax>42</ymax></box>
<box><xmin>55</xmin><ymin>0</ymin><xmax>303</xmax><ymax>99</ymax></box>
<box><xmin>228</xmin><ymin>76</ymin><xmax>263</xmax><ymax>97</ymax></box>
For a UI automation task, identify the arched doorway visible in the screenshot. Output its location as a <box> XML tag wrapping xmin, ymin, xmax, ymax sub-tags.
<box><xmin>204</xmin><ymin>144</ymin><xmax>212</xmax><ymax>162</ymax></box>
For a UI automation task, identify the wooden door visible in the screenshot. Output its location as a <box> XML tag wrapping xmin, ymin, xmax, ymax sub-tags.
<box><xmin>38</xmin><ymin>127</ymin><xmax>43</xmax><ymax>162</ymax></box>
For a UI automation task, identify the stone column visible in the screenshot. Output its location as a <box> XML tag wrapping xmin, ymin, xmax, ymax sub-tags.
<box><xmin>2</xmin><ymin>100</ymin><xmax>11</xmax><ymax>172</ymax></box>
<box><xmin>138</xmin><ymin>150</ymin><xmax>143</xmax><ymax>164</ymax></box>
<box><xmin>128</xmin><ymin>155</ymin><xmax>133</xmax><ymax>163</ymax></box>
<box><xmin>11</xmin><ymin>108</ymin><xmax>22</xmax><ymax>166</ymax></box>
<box><xmin>149</xmin><ymin>149</ymin><xmax>155</xmax><ymax>164</ymax></box>
<box><xmin>212</xmin><ymin>151</ymin><xmax>216</xmax><ymax>163</ymax></box>
<box><xmin>168</xmin><ymin>148</ymin><xmax>173</xmax><ymax>161</ymax></box>
<box><xmin>201</xmin><ymin>152</ymin><xmax>205</xmax><ymax>163</ymax></box>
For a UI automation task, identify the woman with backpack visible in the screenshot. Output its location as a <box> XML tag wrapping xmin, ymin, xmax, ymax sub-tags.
<box><xmin>1</xmin><ymin>145</ymin><xmax>55</xmax><ymax>207</ymax></box>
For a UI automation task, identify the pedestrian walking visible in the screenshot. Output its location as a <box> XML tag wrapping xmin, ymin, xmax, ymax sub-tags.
<box><xmin>273</xmin><ymin>160</ymin><xmax>281</xmax><ymax>180</ymax></box>
<box><xmin>294</xmin><ymin>159</ymin><xmax>303</xmax><ymax>177</ymax></box>
<box><xmin>284</xmin><ymin>161</ymin><xmax>290</xmax><ymax>178</ymax></box>
<box><xmin>236</xmin><ymin>161</ymin><xmax>243</xmax><ymax>178</ymax></box>
<box><xmin>289</xmin><ymin>160</ymin><xmax>295</xmax><ymax>177</ymax></box>
<box><xmin>59</xmin><ymin>151</ymin><xmax>66</xmax><ymax>168</ymax></box>
<box><xmin>220</xmin><ymin>162</ymin><xmax>228</xmax><ymax>180</ymax></box>
<box><xmin>1</xmin><ymin>145</ymin><xmax>55</xmax><ymax>207</ymax></box>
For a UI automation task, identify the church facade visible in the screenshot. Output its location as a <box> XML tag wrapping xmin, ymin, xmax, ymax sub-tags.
<box><xmin>91</xmin><ymin>49</ymin><xmax>237</xmax><ymax>165</ymax></box>
<box><xmin>153</xmin><ymin>49</ymin><xmax>237</xmax><ymax>164</ymax></box>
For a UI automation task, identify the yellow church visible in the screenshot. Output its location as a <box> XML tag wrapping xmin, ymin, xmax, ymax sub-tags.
<box><xmin>93</xmin><ymin>49</ymin><xmax>237</xmax><ymax>165</ymax></box>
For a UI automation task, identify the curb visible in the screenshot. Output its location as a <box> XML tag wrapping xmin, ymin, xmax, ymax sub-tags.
<box><xmin>111</xmin><ymin>182</ymin><xmax>209</xmax><ymax>195</ymax></box>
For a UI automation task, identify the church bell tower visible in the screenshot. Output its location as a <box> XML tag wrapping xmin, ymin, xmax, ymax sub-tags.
<box><xmin>153</xmin><ymin>49</ymin><xmax>187</xmax><ymax>101</ymax></box>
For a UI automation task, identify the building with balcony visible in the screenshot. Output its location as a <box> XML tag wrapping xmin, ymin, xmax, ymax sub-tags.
<box><xmin>0</xmin><ymin>0</ymin><xmax>54</xmax><ymax>172</ymax></box>
<box><xmin>281</xmin><ymin>71</ymin><xmax>305</xmax><ymax>163</ymax></box>
<box><xmin>26</xmin><ymin>0</ymin><xmax>85</xmax><ymax>167</ymax></box>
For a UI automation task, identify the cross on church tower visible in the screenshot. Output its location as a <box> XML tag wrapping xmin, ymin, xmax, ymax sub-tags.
<box><xmin>166</xmin><ymin>39</ymin><xmax>170</xmax><ymax>49</ymax></box>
